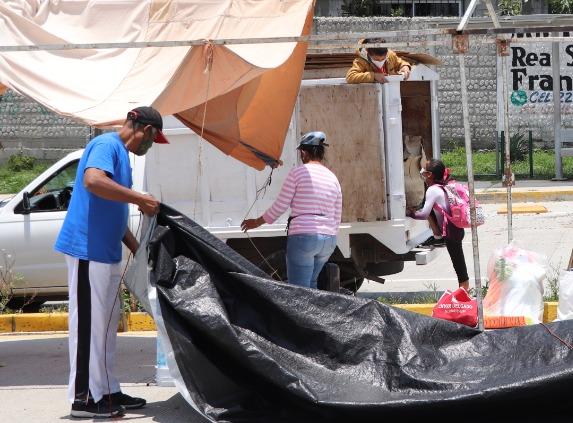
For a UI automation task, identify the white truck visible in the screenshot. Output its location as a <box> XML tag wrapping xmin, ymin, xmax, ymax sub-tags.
<box><xmin>0</xmin><ymin>69</ymin><xmax>440</xmax><ymax>308</ymax></box>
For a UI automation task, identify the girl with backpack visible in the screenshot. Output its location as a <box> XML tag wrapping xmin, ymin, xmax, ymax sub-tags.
<box><xmin>406</xmin><ymin>159</ymin><xmax>470</xmax><ymax>291</ymax></box>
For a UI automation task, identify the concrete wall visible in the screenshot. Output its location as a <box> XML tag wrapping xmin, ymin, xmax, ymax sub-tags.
<box><xmin>0</xmin><ymin>90</ymin><xmax>90</xmax><ymax>164</ymax></box>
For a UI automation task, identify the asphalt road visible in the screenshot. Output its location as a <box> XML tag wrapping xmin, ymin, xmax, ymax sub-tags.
<box><xmin>0</xmin><ymin>332</ymin><xmax>205</xmax><ymax>423</ymax></box>
<box><xmin>358</xmin><ymin>200</ymin><xmax>573</xmax><ymax>299</ymax></box>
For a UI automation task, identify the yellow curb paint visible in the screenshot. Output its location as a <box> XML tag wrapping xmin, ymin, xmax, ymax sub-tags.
<box><xmin>1</xmin><ymin>302</ymin><xmax>561</xmax><ymax>333</ymax></box>
<box><xmin>543</xmin><ymin>302</ymin><xmax>558</xmax><ymax>323</ymax></box>
<box><xmin>497</xmin><ymin>204</ymin><xmax>548</xmax><ymax>214</ymax></box>
<box><xmin>476</xmin><ymin>189</ymin><xmax>573</xmax><ymax>204</ymax></box>
<box><xmin>13</xmin><ymin>313</ymin><xmax>68</xmax><ymax>332</ymax></box>
<box><xmin>0</xmin><ymin>315</ymin><xmax>13</xmax><ymax>333</ymax></box>
<box><xmin>128</xmin><ymin>312</ymin><xmax>156</xmax><ymax>331</ymax></box>
<box><xmin>397</xmin><ymin>303</ymin><xmax>559</xmax><ymax>324</ymax></box>
<box><xmin>395</xmin><ymin>304</ymin><xmax>434</xmax><ymax>317</ymax></box>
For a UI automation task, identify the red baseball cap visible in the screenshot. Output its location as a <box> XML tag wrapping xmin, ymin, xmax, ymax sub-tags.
<box><xmin>127</xmin><ymin>106</ymin><xmax>169</xmax><ymax>144</ymax></box>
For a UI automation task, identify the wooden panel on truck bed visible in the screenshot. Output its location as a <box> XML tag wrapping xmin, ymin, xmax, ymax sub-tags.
<box><xmin>401</xmin><ymin>81</ymin><xmax>433</xmax><ymax>158</ymax></box>
<box><xmin>298</xmin><ymin>83</ymin><xmax>387</xmax><ymax>222</ymax></box>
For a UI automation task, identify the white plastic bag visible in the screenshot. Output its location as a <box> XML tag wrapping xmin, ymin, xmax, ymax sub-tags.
<box><xmin>556</xmin><ymin>270</ymin><xmax>573</xmax><ymax>321</ymax></box>
<box><xmin>483</xmin><ymin>243</ymin><xmax>547</xmax><ymax>324</ymax></box>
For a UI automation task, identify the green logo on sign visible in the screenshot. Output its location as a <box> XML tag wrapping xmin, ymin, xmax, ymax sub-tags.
<box><xmin>511</xmin><ymin>90</ymin><xmax>528</xmax><ymax>106</ymax></box>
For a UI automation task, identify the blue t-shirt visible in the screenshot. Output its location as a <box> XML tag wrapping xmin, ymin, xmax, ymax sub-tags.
<box><xmin>55</xmin><ymin>132</ymin><xmax>133</xmax><ymax>263</ymax></box>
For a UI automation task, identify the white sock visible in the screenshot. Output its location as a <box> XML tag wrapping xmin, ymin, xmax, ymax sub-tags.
<box><xmin>434</xmin><ymin>235</ymin><xmax>443</xmax><ymax>239</ymax></box>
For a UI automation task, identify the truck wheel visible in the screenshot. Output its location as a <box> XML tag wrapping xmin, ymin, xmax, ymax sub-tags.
<box><xmin>317</xmin><ymin>263</ymin><xmax>341</xmax><ymax>292</ymax></box>
<box><xmin>341</xmin><ymin>277</ymin><xmax>364</xmax><ymax>293</ymax></box>
<box><xmin>6</xmin><ymin>298</ymin><xmax>46</xmax><ymax>313</ymax></box>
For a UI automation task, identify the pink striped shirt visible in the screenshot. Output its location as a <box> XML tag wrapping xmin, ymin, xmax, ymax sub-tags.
<box><xmin>263</xmin><ymin>163</ymin><xmax>342</xmax><ymax>236</ymax></box>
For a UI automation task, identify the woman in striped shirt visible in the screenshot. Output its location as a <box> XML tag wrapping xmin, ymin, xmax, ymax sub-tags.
<box><xmin>241</xmin><ymin>131</ymin><xmax>342</xmax><ymax>289</ymax></box>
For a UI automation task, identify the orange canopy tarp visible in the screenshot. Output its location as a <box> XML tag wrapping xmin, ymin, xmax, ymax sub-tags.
<box><xmin>0</xmin><ymin>0</ymin><xmax>314</xmax><ymax>169</ymax></box>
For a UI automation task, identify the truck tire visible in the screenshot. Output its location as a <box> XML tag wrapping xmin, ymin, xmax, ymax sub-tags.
<box><xmin>317</xmin><ymin>263</ymin><xmax>340</xmax><ymax>292</ymax></box>
<box><xmin>341</xmin><ymin>277</ymin><xmax>364</xmax><ymax>292</ymax></box>
<box><xmin>6</xmin><ymin>298</ymin><xmax>46</xmax><ymax>313</ymax></box>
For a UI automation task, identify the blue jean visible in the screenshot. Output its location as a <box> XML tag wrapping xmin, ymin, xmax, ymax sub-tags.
<box><xmin>286</xmin><ymin>234</ymin><xmax>337</xmax><ymax>289</ymax></box>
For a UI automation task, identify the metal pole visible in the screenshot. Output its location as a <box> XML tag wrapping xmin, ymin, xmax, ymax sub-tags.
<box><xmin>553</xmin><ymin>33</ymin><xmax>564</xmax><ymax>180</ymax></box>
<box><xmin>429</xmin><ymin>35</ymin><xmax>441</xmax><ymax>158</ymax></box>
<box><xmin>481</xmin><ymin>0</ymin><xmax>514</xmax><ymax>242</ymax></box>
<box><xmin>457</xmin><ymin>0</ymin><xmax>481</xmax><ymax>32</ymax></box>
<box><xmin>458</xmin><ymin>52</ymin><xmax>484</xmax><ymax>331</ymax></box>
<box><xmin>501</xmin><ymin>51</ymin><xmax>514</xmax><ymax>243</ymax></box>
<box><xmin>529</xmin><ymin>130</ymin><xmax>534</xmax><ymax>178</ymax></box>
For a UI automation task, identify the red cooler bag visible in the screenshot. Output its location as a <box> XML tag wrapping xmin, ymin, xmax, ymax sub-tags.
<box><xmin>432</xmin><ymin>288</ymin><xmax>478</xmax><ymax>327</ymax></box>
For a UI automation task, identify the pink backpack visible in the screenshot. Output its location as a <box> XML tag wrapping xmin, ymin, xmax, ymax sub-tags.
<box><xmin>434</xmin><ymin>181</ymin><xmax>485</xmax><ymax>231</ymax></box>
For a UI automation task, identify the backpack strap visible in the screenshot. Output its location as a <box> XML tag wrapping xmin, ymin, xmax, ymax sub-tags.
<box><xmin>434</xmin><ymin>185</ymin><xmax>453</xmax><ymax>218</ymax></box>
<box><xmin>431</xmin><ymin>185</ymin><xmax>452</xmax><ymax>238</ymax></box>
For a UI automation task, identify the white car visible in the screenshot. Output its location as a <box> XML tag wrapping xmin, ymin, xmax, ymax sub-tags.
<box><xmin>0</xmin><ymin>150</ymin><xmax>141</xmax><ymax>310</ymax></box>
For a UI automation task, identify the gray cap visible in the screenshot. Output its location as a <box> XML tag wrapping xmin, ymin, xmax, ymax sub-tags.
<box><xmin>297</xmin><ymin>131</ymin><xmax>329</xmax><ymax>149</ymax></box>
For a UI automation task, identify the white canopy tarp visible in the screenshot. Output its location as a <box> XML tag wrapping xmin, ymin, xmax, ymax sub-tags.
<box><xmin>0</xmin><ymin>0</ymin><xmax>314</xmax><ymax>169</ymax></box>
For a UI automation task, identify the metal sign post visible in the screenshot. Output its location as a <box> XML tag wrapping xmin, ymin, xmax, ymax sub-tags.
<box><xmin>553</xmin><ymin>33</ymin><xmax>565</xmax><ymax>180</ymax></box>
<box><xmin>455</xmin><ymin>34</ymin><xmax>485</xmax><ymax>331</ymax></box>
<box><xmin>455</xmin><ymin>0</ymin><xmax>505</xmax><ymax>330</ymax></box>
<box><xmin>499</xmin><ymin>39</ymin><xmax>514</xmax><ymax>243</ymax></box>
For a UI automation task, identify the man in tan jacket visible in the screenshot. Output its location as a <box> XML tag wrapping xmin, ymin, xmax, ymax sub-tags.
<box><xmin>346</xmin><ymin>38</ymin><xmax>411</xmax><ymax>84</ymax></box>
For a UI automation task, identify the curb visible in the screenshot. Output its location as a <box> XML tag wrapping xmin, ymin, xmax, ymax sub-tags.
<box><xmin>397</xmin><ymin>301</ymin><xmax>559</xmax><ymax>323</ymax></box>
<box><xmin>475</xmin><ymin>187</ymin><xmax>573</xmax><ymax>204</ymax></box>
<box><xmin>0</xmin><ymin>303</ymin><xmax>559</xmax><ymax>333</ymax></box>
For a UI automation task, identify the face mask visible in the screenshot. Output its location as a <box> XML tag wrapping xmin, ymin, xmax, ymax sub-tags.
<box><xmin>135</xmin><ymin>133</ymin><xmax>154</xmax><ymax>156</ymax></box>
<box><xmin>370</xmin><ymin>57</ymin><xmax>386</xmax><ymax>69</ymax></box>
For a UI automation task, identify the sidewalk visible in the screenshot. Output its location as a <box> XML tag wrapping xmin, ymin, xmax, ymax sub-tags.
<box><xmin>474</xmin><ymin>179</ymin><xmax>573</xmax><ymax>203</ymax></box>
<box><xmin>0</xmin><ymin>332</ymin><xmax>207</xmax><ymax>423</ymax></box>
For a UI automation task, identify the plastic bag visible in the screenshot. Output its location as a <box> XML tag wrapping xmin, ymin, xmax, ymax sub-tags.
<box><xmin>432</xmin><ymin>287</ymin><xmax>477</xmax><ymax>327</ymax></box>
<box><xmin>556</xmin><ymin>270</ymin><xmax>573</xmax><ymax>321</ymax></box>
<box><xmin>483</xmin><ymin>244</ymin><xmax>546</xmax><ymax>324</ymax></box>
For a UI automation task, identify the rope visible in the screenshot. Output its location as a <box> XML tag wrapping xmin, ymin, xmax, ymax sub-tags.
<box><xmin>540</xmin><ymin>322</ymin><xmax>573</xmax><ymax>350</ymax></box>
<box><xmin>102</xmin><ymin>211</ymin><xmax>142</xmax><ymax>416</ymax></box>
<box><xmin>193</xmin><ymin>41</ymin><xmax>214</xmax><ymax>219</ymax></box>
<box><xmin>242</xmin><ymin>168</ymin><xmax>282</xmax><ymax>281</ymax></box>
<box><xmin>188</xmin><ymin>41</ymin><xmax>281</xmax><ymax>280</ymax></box>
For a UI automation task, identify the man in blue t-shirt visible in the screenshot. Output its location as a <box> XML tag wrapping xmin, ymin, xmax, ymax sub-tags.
<box><xmin>55</xmin><ymin>106</ymin><xmax>168</xmax><ymax>418</ymax></box>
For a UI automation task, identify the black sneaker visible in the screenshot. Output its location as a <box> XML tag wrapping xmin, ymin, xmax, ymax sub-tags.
<box><xmin>71</xmin><ymin>398</ymin><xmax>125</xmax><ymax>418</ymax></box>
<box><xmin>419</xmin><ymin>236</ymin><xmax>446</xmax><ymax>247</ymax></box>
<box><xmin>105</xmin><ymin>391</ymin><xmax>147</xmax><ymax>410</ymax></box>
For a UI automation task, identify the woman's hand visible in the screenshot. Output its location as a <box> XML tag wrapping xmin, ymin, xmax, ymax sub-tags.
<box><xmin>406</xmin><ymin>207</ymin><xmax>416</xmax><ymax>218</ymax></box>
<box><xmin>399</xmin><ymin>66</ymin><xmax>411</xmax><ymax>81</ymax></box>
<box><xmin>241</xmin><ymin>216</ymin><xmax>265</xmax><ymax>232</ymax></box>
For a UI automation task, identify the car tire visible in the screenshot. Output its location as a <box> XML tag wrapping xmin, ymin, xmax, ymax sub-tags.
<box><xmin>6</xmin><ymin>298</ymin><xmax>46</xmax><ymax>313</ymax></box>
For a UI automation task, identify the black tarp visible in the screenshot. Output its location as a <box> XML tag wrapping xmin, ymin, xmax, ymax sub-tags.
<box><xmin>148</xmin><ymin>205</ymin><xmax>573</xmax><ymax>422</ymax></box>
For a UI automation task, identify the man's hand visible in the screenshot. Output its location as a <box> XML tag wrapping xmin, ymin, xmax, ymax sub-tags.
<box><xmin>374</xmin><ymin>73</ymin><xmax>387</xmax><ymax>84</ymax></box>
<box><xmin>241</xmin><ymin>217</ymin><xmax>265</xmax><ymax>232</ymax></box>
<box><xmin>138</xmin><ymin>193</ymin><xmax>160</xmax><ymax>216</ymax></box>
<box><xmin>400</xmin><ymin>67</ymin><xmax>411</xmax><ymax>81</ymax></box>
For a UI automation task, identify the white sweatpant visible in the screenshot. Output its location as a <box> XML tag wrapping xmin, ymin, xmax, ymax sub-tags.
<box><xmin>66</xmin><ymin>255</ymin><xmax>122</xmax><ymax>403</ymax></box>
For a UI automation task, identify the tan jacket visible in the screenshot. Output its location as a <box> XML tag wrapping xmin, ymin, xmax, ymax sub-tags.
<box><xmin>346</xmin><ymin>48</ymin><xmax>411</xmax><ymax>84</ymax></box>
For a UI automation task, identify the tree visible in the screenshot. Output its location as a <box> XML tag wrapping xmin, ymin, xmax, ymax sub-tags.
<box><xmin>341</xmin><ymin>0</ymin><xmax>378</xmax><ymax>16</ymax></box>
<box><xmin>497</xmin><ymin>0</ymin><xmax>523</xmax><ymax>16</ymax></box>
<box><xmin>549</xmin><ymin>0</ymin><xmax>573</xmax><ymax>13</ymax></box>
